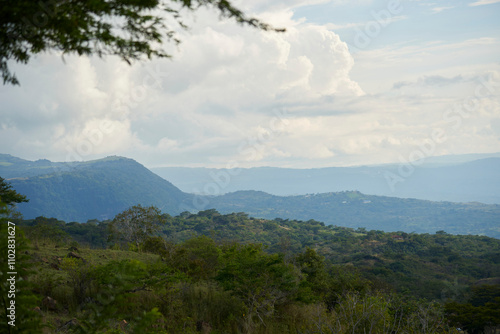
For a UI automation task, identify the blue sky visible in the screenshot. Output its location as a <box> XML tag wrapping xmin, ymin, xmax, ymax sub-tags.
<box><xmin>294</xmin><ymin>0</ymin><xmax>500</xmax><ymax>42</ymax></box>
<box><xmin>1</xmin><ymin>0</ymin><xmax>499</xmax><ymax>168</ymax></box>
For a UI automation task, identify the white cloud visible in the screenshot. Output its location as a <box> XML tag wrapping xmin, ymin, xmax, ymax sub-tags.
<box><xmin>1</xmin><ymin>1</ymin><xmax>499</xmax><ymax>169</ymax></box>
<box><xmin>431</xmin><ymin>6</ymin><xmax>455</xmax><ymax>13</ymax></box>
<box><xmin>469</xmin><ymin>0</ymin><xmax>500</xmax><ymax>6</ymax></box>
<box><xmin>0</xmin><ymin>6</ymin><xmax>364</xmax><ymax>166</ymax></box>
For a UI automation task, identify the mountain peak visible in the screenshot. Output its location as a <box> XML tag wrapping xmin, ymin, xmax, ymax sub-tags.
<box><xmin>5</xmin><ymin>153</ymin><xmax>188</xmax><ymax>222</ymax></box>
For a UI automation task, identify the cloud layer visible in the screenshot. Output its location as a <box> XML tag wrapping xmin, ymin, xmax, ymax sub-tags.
<box><xmin>1</xmin><ymin>1</ymin><xmax>499</xmax><ymax>169</ymax></box>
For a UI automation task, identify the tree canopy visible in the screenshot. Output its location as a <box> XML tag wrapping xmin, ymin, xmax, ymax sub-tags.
<box><xmin>1</xmin><ymin>0</ymin><xmax>284</xmax><ymax>85</ymax></box>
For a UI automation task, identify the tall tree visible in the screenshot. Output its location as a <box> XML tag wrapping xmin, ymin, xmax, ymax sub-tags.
<box><xmin>0</xmin><ymin>177</ymin><xmax>28</xmax><ymax>207</ymax></box>
<box><xmin>109</xmin><ymin>204</ymin><xmax>165</xmax><ymax>251</ymax></box>
<box><xmin>0</xmin><ymin>176</ymin><xmax>28</xmax><ymax>218</ymax></box>
<box><xmin>1</xmin><ymin>0</ymin><xmax>284</xmax><ymax>85</ymax></box>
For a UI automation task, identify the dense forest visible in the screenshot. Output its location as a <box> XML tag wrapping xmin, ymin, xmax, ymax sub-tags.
<box><xmin>1</xmin><ymin>205</ymin><xmax>499</xmax><ymax>333</ymax></box>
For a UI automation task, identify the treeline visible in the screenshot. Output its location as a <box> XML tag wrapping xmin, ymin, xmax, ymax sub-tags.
<box><xmin>1</xmin><ymin>207</ymin><xmax>499</xmax><ymax>333</ymax></box>
<box><xmin>17</xmin><ymin>209</ymin><xmax>500</xmax><ymax>301</ymax></box>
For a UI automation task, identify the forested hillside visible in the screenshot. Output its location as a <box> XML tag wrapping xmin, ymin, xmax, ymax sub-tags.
<box><xmin>4</xmin><ymin>156</ymin><xmax>189</xmax><ymax>221</ymax></box>
<box><xmin>3</xmin><ymin>209</ymin><xmax>499</xmax><ymax>333</ymax></box>
<box><xmin>18</xmin><ymin>210</ymin><xmax>500</xmax><ymax>301</ymax></box>
<box><xmin>210</xmin><ymin>190</ymin><xmax>500</xmax><ymax>238</ymax></box>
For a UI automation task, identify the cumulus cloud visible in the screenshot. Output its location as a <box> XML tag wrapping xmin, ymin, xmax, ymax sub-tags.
<box><xmin>1</xmin><ymin>1</ymin><xmax>499</xmax><ymax>169</ymax></box>
<box><xmin>0</xmin><ymin>5</ymin><xmax>363</xmax><ymax>166</ymax></box>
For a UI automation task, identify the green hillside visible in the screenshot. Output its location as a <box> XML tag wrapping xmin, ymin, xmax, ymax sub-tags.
<box><xmin>30</xmin><ymin>209</ymin><xmax>498</xmax><ymax>302</ymax></box>
<box><xmin>4</xmin><ymin>210</ymin><xmax>499</xmax><ymax>333</ymax></box>
<box><xmin>7</xmin><ymin>156</ymin><xmax>189</xmax><ymax>222</ymax></box>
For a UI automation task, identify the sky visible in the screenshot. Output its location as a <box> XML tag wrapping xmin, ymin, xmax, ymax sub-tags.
<box><xmin>1</xmin><ymin>0</ymin><xmax>500</xmax><ymax>169</ymax></box>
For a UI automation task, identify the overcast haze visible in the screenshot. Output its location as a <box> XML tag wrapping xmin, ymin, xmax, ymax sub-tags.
<box><xmin>1</xmin><ymin>0</ymin><xmax>499</xmax><ymax>169</ymax></box>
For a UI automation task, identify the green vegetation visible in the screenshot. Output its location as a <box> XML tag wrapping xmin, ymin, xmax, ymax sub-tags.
<box><xmin>445</xmin><ymin>285</ymin><xmax>500</xmax><ymax>334</ymax></box>
<box><xmin>0</xmin><ymin>222</ymin><xmax>42</xmax><ymax>333</ymax></box>
<box><xmin>2</xmin><ymin>206</ymin><xmax>498</xmax><ymax>333</ymax></box>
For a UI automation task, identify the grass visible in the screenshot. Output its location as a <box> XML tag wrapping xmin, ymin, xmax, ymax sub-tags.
<box><xmin>30</xmin><ymin>242</ymin><xmax>159</xmax><ymax>266</ymax></box>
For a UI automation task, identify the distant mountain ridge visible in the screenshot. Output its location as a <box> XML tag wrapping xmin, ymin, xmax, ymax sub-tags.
<box><xmin>152</xmin><ymin>156</ymin><xmax>500</xmax><ymax>204</ymax></box>
<box><xmin>1</xmin><ymin>154</ymin><xmax>499</xmax><ymax>238</ymax></box>
<box><xmin>1</xmin><ymin>155</ymin><xmax>189</xmax><ymax>222</ymax></box>
<box><xmin>207</xmin><ymin>190</ymin><xmax>500</xmax><ymax>237</ymax></box>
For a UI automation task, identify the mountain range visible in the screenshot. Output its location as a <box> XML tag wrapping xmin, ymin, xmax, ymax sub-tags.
<box><xmin>151</xmin><ymin>155</ymin><xmax>500</xmax><ymax>204</ymax></box>
<box><xmin>1</xmin><ymin>153</ymin><xmax>499</xmax><ymax>238</ymax></box>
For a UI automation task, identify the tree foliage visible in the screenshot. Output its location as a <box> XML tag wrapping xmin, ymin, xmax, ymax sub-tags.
<box><xmin>3</xmin><ymin>204</ymin><xmax>486</xmax><ymax>333</ymax></box>
<box><xmin>0</xmin><ymin>0</ymin><xmax>284</xmax><ymax>85</ymax></box>
<box><xmin>0</xmin><ymin>177</ymin><xmax>28</xmax><ymax>220</ymax></box>
<box><xmin>445</xmin><ymin>285</ymin><xmax>500</xmax><ymax>334</ymax></box>
<box><xmin>16</xmin><ymin>227</ymin><xmax>465</xmax><ymax>333</ymax></box>
<box><xmin>0</xmin><ymin>177</ymin><xmax>28</xmax><ymax>207</ymax></box>
<box><xmin>15</xmin><ymin>207</ymin><xmax>500</xmax><ymax>305</ymax></box>
<box><xmin>23</xmin><ymin>216</ymin><xmax>69</xmax><ymax>247</ymax></box>
<box><xmin>108</xmin><ymin>204</ymin><xmax>165</xmax><ymax>251</ymax></box>
<box><xmin>216</xmin><ymin>243</ymin><xmax>299</xmax><ymax>330</ymax></box>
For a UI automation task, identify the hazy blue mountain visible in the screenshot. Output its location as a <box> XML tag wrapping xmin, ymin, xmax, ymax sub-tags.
<box><xmin>4</xmin><ymin>156</ymin><xmax>190</xmax><ymax>222</ymax></box>
<box><xmin>2</xmin><ymin>154</ymin><xmax>499</xmax><ymax>237</ymax></box>
<box><xmin>417</xmin><ymin>152</ymin><xmax>500</xmax><ymax>165</ymax></box>
<box><xmin>151</xmin><ymin>156</ymin><xmax>500</xmax><ymax>204</ymax></box>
